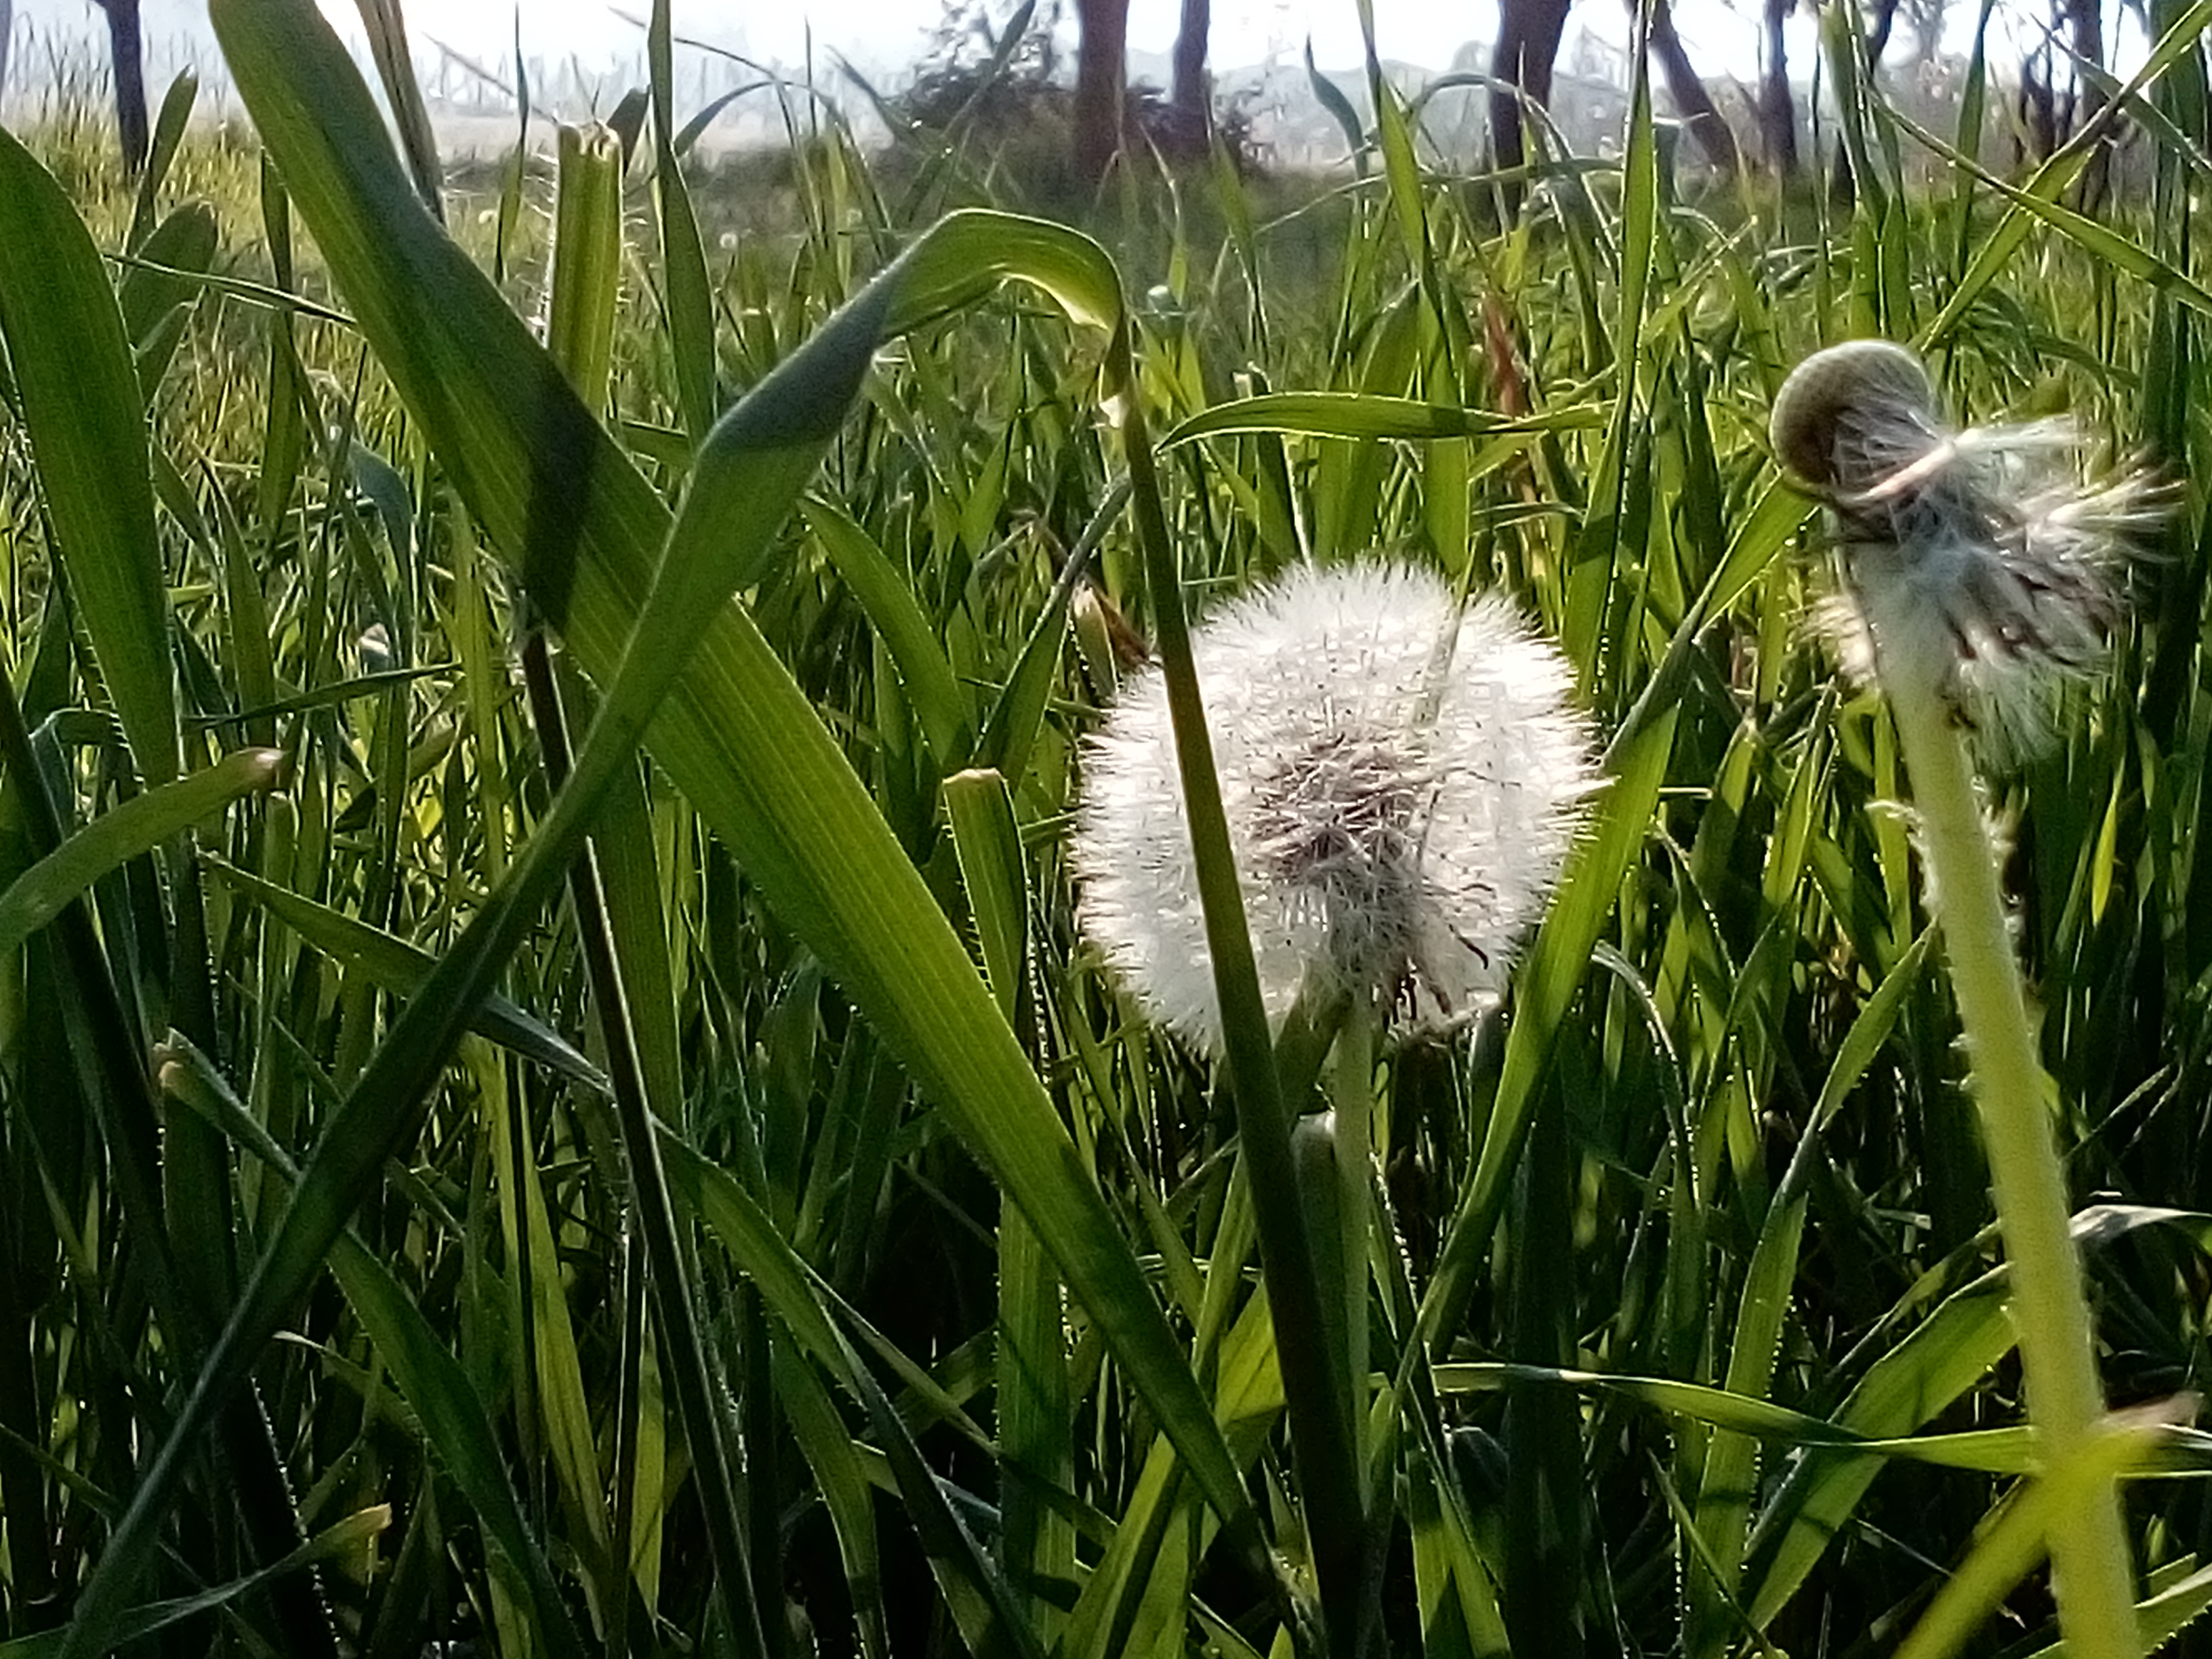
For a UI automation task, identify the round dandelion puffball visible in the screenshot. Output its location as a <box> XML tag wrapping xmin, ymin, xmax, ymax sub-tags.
<box><xmin>1072</xmin><ymin>560</ymin><xmax>1597</xmax><ymax>1057</ymax></box>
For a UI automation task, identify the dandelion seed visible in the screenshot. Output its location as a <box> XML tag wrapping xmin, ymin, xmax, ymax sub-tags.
<box><xmin>1071</xmin><ymin>560</ymin><xmax>1597</xmax><ymax>1057</ymax></box>
<box><xmin>1769</xmin><ymin>338</ymin><xmax>2160</xmax><ymax>752</ymax></box>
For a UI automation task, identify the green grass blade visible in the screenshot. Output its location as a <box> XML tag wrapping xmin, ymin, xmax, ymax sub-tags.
<box><xmin>769</xmin><ymin>1338</ymin><xmax>890</xmax><ymax>1659</ymax></box>
<box><xmin>944</xmin><ymin>768</ymin><xmax>1027</xmax><ymax>1021</ymax></box>
<box><xmin>1891</xmin><ymin>1425</ymin><xmax>2150</xmax><ymax>1659</ymax></box>
<box><xmin>1745</xmin><ymin>1204</ymin><xmax>2212</xmax><ymax>1623</ymax></box>
<box><xmin>804</xmin><ymin>497</ymin><xmax>972</xmax><ymax>767</ymax></box>
<box><xmin>650</xmin><ymin>0</ymin><xmax>716</xmax><ymax>441</ymax></box>
<box><xmin>117</xmin><ymin>202</ymin><xmax>217</xmax><ymax>398</ymax></box>
<box><xmin>155</xmin><ymin>1042</ymin><xmax>591</xmax><ymax>1659</ymax></box>
<box><xmin>125</xmin><ymin>68</ymin><xmax>199</xmax><ymax>251</ymax></box>
<box><xmin>0</xmin><ymin>1508</ymin><xmax>390</xmax><ymax>1659</ymax></box>
<box><xmin>546</xmin><ymin>121</ymin><xmax>625</xmax><ymax>409</ymax></box>
<box><xmin>1160</xmin><ymin>391</ymin><xmax>1601</xmax><ymax>445</ymax></box>
<box><xmin>0</xmin><ymin>749</ymin><xmax>280</xmax><ymax>960</ymax></box>
<box><xmin>1116</xmin><ymin>257</ymin><xmax>1365</xmax><ymax>1652</ymax></box>
<box><xmin>211</xmin><ymin>0</ymin><xmax>1252</xmax><ymax>1553</ymax></box>
<box><xmin>0</xmin><ymin>127</ymin><xmax>181</xmax><ymax>787</ymax></box>
<box><xmin>945</xmin><ymin>766</ymin><xmax>1074</xmax><ymax>1635</ymax></box>
<box><xmin>201</xmin><ymin>855</ymin><xmax>607</xmax><ymax>1091</ymax></box>
<box><xmin>1919</xmin><ymin>0</ymin><xmax>2212</xmax><ymax>346</ymax></box>
<box><xmin>1687</xmin><ymin>929</ymin><xmax>1932</xmax><ymax>1651</ymax></box>
<box><xmin>348</xmin><ymin>0</ymin><xmax>443</xmax><ymax>219</ymax></box>
<box><xmin>1417</xmin><ymin>707</ymin><xmax>1678</xmax><ymax>1350</ymax></box>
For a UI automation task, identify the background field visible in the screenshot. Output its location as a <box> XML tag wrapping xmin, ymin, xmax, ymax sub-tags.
<box><xmin>5</xmin><ymin>3</ymin><xmax>2212</xmax><ymax>1657</ymax></box>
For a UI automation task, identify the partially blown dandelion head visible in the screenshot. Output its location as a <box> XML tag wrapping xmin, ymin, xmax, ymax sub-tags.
<box><xmin>1770</xmin><ymin>339</ymin><xmax>2160</xmax><ymax>743</ymax></box>
<box><xmin>1072</xmin><ymin>561</ymin><xmax>1597</xmax><ymax>1056</ymax></box>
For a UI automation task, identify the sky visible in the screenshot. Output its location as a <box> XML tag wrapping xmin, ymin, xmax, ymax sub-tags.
<box><xmin>9</xmin><ymin>0</ymin><xmax>1781</xmax><ymax>87</ymax></box>
<box><xmin>9</xmin><ymin>0</ymin><xmax>2139</xmax><ymax>129</ymax></box>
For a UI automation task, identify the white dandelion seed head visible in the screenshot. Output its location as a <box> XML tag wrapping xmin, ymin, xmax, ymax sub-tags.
<box><xmin>1071</xmin><ymin>560</ymin><xmax>1599</xmax><ymax>1057</ymax></box>
<box><xmin>1771</xmin><ymin>339</ymin><xmax>2163</xmax><ymax>752</ymax></box>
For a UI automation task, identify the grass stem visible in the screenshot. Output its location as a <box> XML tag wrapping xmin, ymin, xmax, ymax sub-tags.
<box><xmin>1331</xmin><ymin>990</ymin><xmax>1377</xmax><ymax>1504</ymax></box>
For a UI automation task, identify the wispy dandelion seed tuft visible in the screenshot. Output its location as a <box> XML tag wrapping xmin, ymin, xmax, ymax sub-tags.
<box><xmin>1771</xmin><ymin>337</ymin><xmax>2163</xmax><ymax>756</ymax></box>
<box><xmin>1071</xmin><ymin>560</ymin><xmax>1597</xmax><ymax>1057</ymax></box>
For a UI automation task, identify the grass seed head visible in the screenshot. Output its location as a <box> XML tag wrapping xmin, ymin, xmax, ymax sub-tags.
<box><xmin>1072</xmin><ymin>560</ymin><xmax>1597</xmax><ymax>1056</ymax></box>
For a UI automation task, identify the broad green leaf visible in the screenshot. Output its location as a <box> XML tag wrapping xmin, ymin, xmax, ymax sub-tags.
<box><xmin>0</xmin><ymin>128</ymin><xmax>181</xmax><ymax>787</ymax></box>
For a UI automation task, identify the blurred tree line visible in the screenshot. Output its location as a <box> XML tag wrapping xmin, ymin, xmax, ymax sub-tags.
<box><xmin>1056</xmin><ymin>0</ymin><xmax>2125</xmax><ymax>190</ymax></box>
<box><xmin>33</xmin><ymin>0</ymin><xmax>2134</xmax><ymax>199</ymax></box>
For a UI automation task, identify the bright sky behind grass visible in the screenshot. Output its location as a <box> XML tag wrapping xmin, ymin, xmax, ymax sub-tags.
<box><xmin>305</xmin><ymin>0</ymin><xmax>1684</xmax><ymax>79</ymax></box>
<box><xmin>10</xmin><ymin>0</ymin><xmax>1774</xmax><ymax>85</ymax></box>
<box><xmin>5</xmin><ymin>0</ymin><xmax>2142</xmax><ymax>123</ymax></box>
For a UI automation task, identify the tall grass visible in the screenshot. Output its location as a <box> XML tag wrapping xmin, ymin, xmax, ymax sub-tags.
<box><xmin>6</xmin><ymin>2</ymin><xmax>2212</xmax><ymax>1656</ymax></box>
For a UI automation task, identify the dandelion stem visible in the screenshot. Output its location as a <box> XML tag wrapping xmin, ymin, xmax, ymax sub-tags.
<box><xmin>1884</xmin><ymin>659</ymin><xmax>2139</xmax><ymax>1659</ymax></box>
<box><xmin>1330</xmin><ymin>990</ymin><xmax>1378</xmax><ymax>1501</ymax></box>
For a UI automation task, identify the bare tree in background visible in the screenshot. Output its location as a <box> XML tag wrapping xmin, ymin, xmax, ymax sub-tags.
<box><xmin>1488</xmin><ymin>0</ymin><xmax>1571</xmax><ymax>177</ymax></box>
<box><xmin>1899</xmin><ymin>0</ymin><xmax>1946</xmax><ymax>62</ymax></box>
<box><xmin>2014</xmin><ymin>0</ymin><xmax>2108</xmax><ymax>201</ymax></box>
<box><xmin>1073</xmin><ymin>0</ymin><xmax>1128</xmax><ymax>180</ymax></box>
<box><xmin>1863</xmin><ymin>0</ymin><xmax>1905</xmax><ymax>61</ymax></box>
<box><xmin>0</xmin><ymin>0</ymin><xmax>14</xmax><ymax>102</ymax></box>
<box><xmin>92</xmin><ymin>0</ymin><xmax>148</xmax><ymax>172</ymax></box>
<box><xmin>1645</xmin><ymin>0</ymin><xmax>1741</xmax><ymax>174</ymax></box>
<box><xmin>1759</xmin><ymin>0</ymin><xmax>1799</xmax><ymax>175</ymax></box>
<box><xmin>2066</xmin><ymin>0</ymin><xmax>2108</xmax><ymax>199</ymax></box>
<box><xmin>1170</xmin><ymin>0</ymin><xmax>1210</xmax><ymax>149</ymax></box>
<box><xmin>1829</xmin><ymin>0</ymin><xmax>1902</xmax><ymax>209</ymax></box>
<box><xmin>1490</xmin><ymin>0</ymin><xmax>1741</xmax><ymax>186</ymax></box>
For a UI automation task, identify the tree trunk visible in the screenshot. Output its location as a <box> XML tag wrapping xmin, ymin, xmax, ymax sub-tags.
<box><xmin>1073</xmin><ymin>0</ymin><xmax>1129</xmax><ymax>182</ymax></box>
<box><xmin>0</xmin><ymin>0</ymin><xmax>14</xmax><ymax>104</ymax></box>
<box><xmin>1170</xmin><ymin>0</ymin><xmax>1210</xmax><ymax>154</ymax></box>
<box><xmin>1488</xmin><ymin>0</ymin><xmax>1572</xmax><ymax>178</ymax></box>
<box><xmin>1830</xmin><ymin>0</ymin><xmax>1902</xmax><ymax>209</ymax></box>
<box><xmin>93</xmin><ymin>0</ymin><xmax>148</xmax><ymax>174</ymax></box>
<box><xmin>2015</xmin><ymin>38</ymin><xmax>2060</xmax><ymax>165</ymax></box>
<box><xmin>1646</xmin><ymin>0</ymin><xmax>1742</xmax><ymax>176</ymax></box>
<box><xmin>1864</xmin><ymin>0</ymin><xmax>1902</xmax><ymax>62</ymax></box>
<box><xmin>2066</xmin><ymin>0</ymin><xmax>2109</xmax><ymax>207</ymax></box>
<box><xmin>1759</xmin><ymin>0</ymin><xmax>1798</xmax><ymax>176</ymax></box>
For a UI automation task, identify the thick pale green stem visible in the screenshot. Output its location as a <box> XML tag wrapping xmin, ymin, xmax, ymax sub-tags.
<box><xmin>1884</xmin><ymin>662</ymin><xmax>2139</xmax><ymax>1659</ymax></box>
<box><xmin>1330</xmin><ymin>992</ymin><xmax>1378</xmax><ymax>1504</ymax></box>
